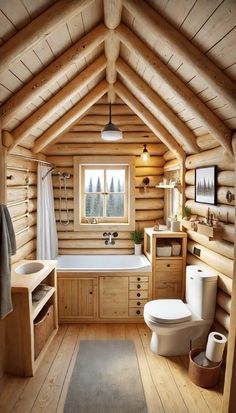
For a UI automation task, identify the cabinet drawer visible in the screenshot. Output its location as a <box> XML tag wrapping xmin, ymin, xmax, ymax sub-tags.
<box><xmin>156</xmin><ymin>259</ymin><xmax>182</xmax><ymax>272</ymax></box>
<box><xmin>155</xmin><ymin>282</ymin><xmax>182</xmax><ymax>299</ymax></box>
<box><xmin>129</xmin><ymin>290</ymin><xmax>148</xmax><ymax>299</ymax></box>
<box><xmin>155</xmin><ymin>271</ymin><xmax>182</xmax><ymax>283</ymax></box>
<box><xmin>129</xmin><ymin>308</ymin><xmax>144</xmax><ymax>317</ymax></box>
<box><xmin>129</xmin><ymin>276</ymin><xmax>149</xmax><ymax>283</ymax></box>
<box><xmin>129</xmin><ymin>282</ymin><xmax>148</xmax><ymax>291</ymax></box>
<box><xmin>129</xmin><ymin>299</ymin><xmax>147</xmax><ymax>308</ymax></box>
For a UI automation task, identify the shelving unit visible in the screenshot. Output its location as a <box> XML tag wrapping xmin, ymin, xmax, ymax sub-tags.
<box><xmin>5</xmin><ymin>260</ymin><xmax>58</xmax><ymax>377</ymax></box>
<box><xmin>144</xmin><ymin>228</ymin><xmax>187</xmax><ymax>300</ymax></box>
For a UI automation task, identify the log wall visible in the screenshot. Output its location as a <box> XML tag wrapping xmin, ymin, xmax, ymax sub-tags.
<box><xmin>7</xmin><ymin>146</ymin><xmax>37</xmax><ymax>263</ymax></box>
<box><xmin>47</xmin><ymin>145</ymin><xmax>165</xmax><ymax>255</ymax></box>
<box><xmin>184</xmin><ymin>145</ymin><xmax>235</xmax><ymax>336</ymax></box>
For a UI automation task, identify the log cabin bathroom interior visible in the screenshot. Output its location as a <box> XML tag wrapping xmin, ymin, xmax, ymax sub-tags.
<box><xmin>0</xmin><ymin>0</ymin><xmax>235</xmax><ymax>412</ymax></box>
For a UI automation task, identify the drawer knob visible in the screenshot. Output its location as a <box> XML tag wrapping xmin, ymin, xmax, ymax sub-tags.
<box><xmin>137</xmin><ymin>277</ymin><xmax>141</xmax><ymax>281</ymax></box>
<box><xmin>137</xmin><ymin>301</ymin><xmax>141</xmax><ymax>306</ymax></box>
<box><xmin>89</xmin><ymin>291</ymin><xmax>93</xmax><ymax>295</ymax></box>
<box><xmin>137</xmin><ymin>284</ymin><xmax>141</xmax><ymax>289</ymax></box>
<box><xmin>137</xmin><ymin>293</ymin><xmax>141</xmax><ymax>297</ymax></box>
<box><xmin>65</xmin><ymin>306</ymin><xmax>67</xmax><ymax>309</ymax></box>
<box><xmin>136</xmin><ymin>310</ymin><xmax>141</xmax><ymax>315</ymax></box>
<box><xmin>167</xmin><ymin>264</ymin><xmax>170</xmax><ymax>267</ymax></box>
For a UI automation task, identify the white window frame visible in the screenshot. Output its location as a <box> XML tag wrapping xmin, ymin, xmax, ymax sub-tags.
<box><xmin>74</xmin><ymin>156</ymin><xmax>135</xmax><ymax>231</ymax></box>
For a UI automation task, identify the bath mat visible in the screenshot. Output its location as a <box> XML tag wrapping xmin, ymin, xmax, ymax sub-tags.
<box><xmin>64</xmin><ymin>340</ymin><xmax>147</xmax><ymax>413</ymax></box>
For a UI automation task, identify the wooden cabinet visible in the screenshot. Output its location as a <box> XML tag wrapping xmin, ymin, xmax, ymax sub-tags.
<box><xmin>58</xmin><ymin>277</ymin><xmax>98</xmax><ymax>320</ymax></box>
<box><xmin>5</xmin><ymin>260</ymin><xmax>58</xmax><ymax>377</ymax></box>
<box><xmin>100</xmin><ymin>276</ymin><xmax>128</xmax><ymax>318</ymax></box>
<box><xmin>144</xmin><ymin>228</ymin><xmax>187</xmax><ymax>300</ymax></box>
<box><xmin>57</xmin><ymin>271</ymin><xmax>152</xmax><ymax>322</ymax></box>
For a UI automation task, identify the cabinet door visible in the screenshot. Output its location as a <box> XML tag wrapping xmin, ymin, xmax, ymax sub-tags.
<box><xmin>100</xmin><ymin>277</ymin><xmax>128</xmax><ymax>318</ymax></box>
<box><xmin>58</xmin><ymin>278</ymin><xmax>97</xmax><ymax>319</ymax></box>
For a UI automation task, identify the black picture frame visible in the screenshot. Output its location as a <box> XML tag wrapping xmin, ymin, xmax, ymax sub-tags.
<box><xmin>195</xmin><ymin>166</ymin><xmax>217</xmax><ymax>205</ymax></box>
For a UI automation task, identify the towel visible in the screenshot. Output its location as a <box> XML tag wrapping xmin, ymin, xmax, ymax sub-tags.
<box><xmin>0</xmin><ymin>204</ymin><xmax>16</xmax><ymax>319</ymax></box>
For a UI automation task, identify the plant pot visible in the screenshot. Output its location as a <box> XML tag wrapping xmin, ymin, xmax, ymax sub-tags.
<box><xmin>170</xmin><ymin>220</ymin><xmax>180</xmax><ymax>232</ymax></box>
<box><xmin>134</xmin><ymin>244</ymin><xmax>142</xmax><ymax>255</ymax></box>
<box><xmin>188</xmin><ymin>348</ymin><xmax>222</xmax><ymax>388</ymax></box>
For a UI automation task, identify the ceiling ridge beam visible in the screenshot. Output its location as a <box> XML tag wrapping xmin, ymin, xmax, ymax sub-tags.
<box><xmin>104</xmin><ymin>0</ymin><xmax>122</xmax><ymax>102</ymax></box>
<box><xmin>123</xmin><ymin>0</ymin><xmax>236</xmax><ymax>108</ymax></box>
<box><xmin>114</xmin><ymin>81</ymin><xmax>185</xmax><ymax>160</ymax></box>
<box><xmin>32</xmin><ymin>80</ymin><xmax>109</xmax><ymax>153</ymax></box>
<box><xmin>1</xmin><ymin>23</ymin><xmax>108</xmax><ymax>128</ymax></box>
<box><xmin>116</xmin><ymin>24</ymin><xmax>233</xmax><ymax>159</ymax></box>
<box><xmin>8</xmin><ymin>55</ymin><xmax>106</xmax><ymax>151</ymax></box>
<box><xmin>0</xmin><ymin>0</ymin><xmax>93</xmax><ymax>76</ymax></box>
<box><xmin>116</xmin><ymin>57</ymin><xmax>199</xmax><ymax>154</ymax></box>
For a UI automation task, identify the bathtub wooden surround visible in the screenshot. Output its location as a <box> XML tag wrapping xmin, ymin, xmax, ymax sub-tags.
<box><xmin>0</xmin><ymin>0</ymin><xmax>236</xmax><ymax>410</ymax></box>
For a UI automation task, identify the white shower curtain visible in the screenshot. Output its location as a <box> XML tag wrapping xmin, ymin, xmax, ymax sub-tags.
<box><xmin>37</xmin><ymin>164</ymin><xmax>58</xmax><ymax>260</ymax></box>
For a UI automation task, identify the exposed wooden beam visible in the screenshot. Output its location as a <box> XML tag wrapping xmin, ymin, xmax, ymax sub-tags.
<box><xmin>104</xmin><ymin>0</ymin><xmax>122</xmax><ymax>102</ymax></box>
<box><xmin>2</xmin><ymin>130</ymin><xmax>14</xmax><ymax>148</ymax></box>
<box><xmin>123</xmin><ymin>0</ymin><xmax>236</xmax><ymax>108</ymax></box>
<box><xmin>0</xmin><ymin>0</ymin><xmax>93</xmax><ymax>76</ymax></box>
<box><xmin>116</xmin><ymin>58</ymin><xmax>199</xmax><ymax>154</ymax></box>
<box><xmin>59</xmin><ymin>131</ymin><xmax>160</xmax><ymax>143</ymax></box>
<box><xmin>114</xmin><ymin>81</ymin><xmax>185</xmax><ymax>160</ymax></box>
<box><xmin>78</xmin><ymin>114</ymin><xmax>145</xmax><ymax>125</ymax></box>
<box><xmin>32</xmin><ymin>80</ymin><xmax>109</xmax><ymax>153</ymax></box>
<box><xmin>8</xmin><ymin>56</ymin><xmax>106</xmax><ymax>151</ymax></box>
<box><xmin>1</xmin><ymin>23</ymin><xmax>108</xmax><ymax>128</ymax></box>
<box><xmin>116</xmin><ymin>24</ymin><xmax>233</xmax><ymax>159</ymax></box>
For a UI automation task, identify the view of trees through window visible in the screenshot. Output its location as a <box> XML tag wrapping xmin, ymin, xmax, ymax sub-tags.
<box><xmin>84</xmin><ymin>169</ymin><xmax>125</xmax><ymax>218</ymax></box>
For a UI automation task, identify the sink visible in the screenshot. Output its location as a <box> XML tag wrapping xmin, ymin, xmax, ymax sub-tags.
<box><xmin>15</xmin><ymin>262</ymin><xmax>44</xmax><ymax>275</ymax></box>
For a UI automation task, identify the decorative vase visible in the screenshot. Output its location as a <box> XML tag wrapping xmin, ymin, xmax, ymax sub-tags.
<box><xmin>134</xmin><ymin>243</ymin><xmax>142</xmax><ymax>255</ymax></box>
<box><xmin>170</xmin><ymin>220</ymin><xmax>180</xmax><ymax>232</ymax></box>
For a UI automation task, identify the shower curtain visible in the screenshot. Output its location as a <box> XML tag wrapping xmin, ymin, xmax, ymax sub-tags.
<box><xmin>37</xmin><ymin>164</ymin><xmax>58</xmax><ymax>259</ymax></box>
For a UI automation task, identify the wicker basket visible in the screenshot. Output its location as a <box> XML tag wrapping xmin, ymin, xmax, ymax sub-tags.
<box><xmin>188</xmin><ymin>348</ymin><xmax>222</xmax><ymax>388</ymax></box>
<box><xmin>34</xmin><ymin>304</ymin><xmax>54</xmax><ymax>359</ymax></box>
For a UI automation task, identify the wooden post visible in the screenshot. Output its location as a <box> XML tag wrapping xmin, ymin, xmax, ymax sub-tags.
<box><xmin>222</xmin><ymin>136</ymin><xmax>236</xmax><ymax>413</ymax></box>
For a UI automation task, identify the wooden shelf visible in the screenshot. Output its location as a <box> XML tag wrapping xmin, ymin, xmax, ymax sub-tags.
<box><xmin>32</xmin><ymin>286</ymin><xmax>56</xmax><ymax>320</ymax></box>
<box><xmin>156</xmin><ymin>256</ymin><xmax>182</xmax><ymax>261</ymax></box>
<box><xmin>197</xmin><ymin>223</ymin><xmax>223</xmax><ymax>240</ymax></box>
<box><xmin>155</xmin><ymin>184</ymin><xmax>182</xmax><ymax>190</ymax></box>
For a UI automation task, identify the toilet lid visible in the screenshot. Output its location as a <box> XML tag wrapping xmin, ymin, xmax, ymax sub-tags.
<box><xmin>144</xmin><ymin>299</ymin><xmax>192</xmax><ymax>324</ymax></box>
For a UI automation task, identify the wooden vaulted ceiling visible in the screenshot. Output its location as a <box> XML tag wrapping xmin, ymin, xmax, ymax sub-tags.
<box><xmin>0</xmin><ymin>0</ymin><xmax>235</xmax><ymax>160</ymax></box>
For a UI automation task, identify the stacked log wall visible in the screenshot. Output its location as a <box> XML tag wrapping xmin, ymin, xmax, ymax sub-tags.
<box><xmin>184</xmin><ymin>144</ymin><xmax>235</xmax><ymax>336</ymax></box>
<box><xmin>47</xmin><ymin>143</ymin><xmax>165</xmax><ymax>255</ymax></box>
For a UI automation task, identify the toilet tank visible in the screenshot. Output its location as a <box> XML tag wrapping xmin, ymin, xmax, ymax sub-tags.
<box><xmin>185</xmin><ymin>265</ymin><xmax>218</xmax><ymax>319</ymax></box>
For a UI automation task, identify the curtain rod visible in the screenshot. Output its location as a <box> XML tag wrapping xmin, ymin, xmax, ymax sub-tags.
<box><xmin>8</xmin><ymin>154</ymin><xmax>54</xmax><ymax>166</ymax></box>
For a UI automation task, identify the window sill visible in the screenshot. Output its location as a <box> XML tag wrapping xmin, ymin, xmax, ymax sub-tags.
<box><xmin>74</xmin><ymin>222</ymin><xmax>135</xmax><ymax>232</ymax></box>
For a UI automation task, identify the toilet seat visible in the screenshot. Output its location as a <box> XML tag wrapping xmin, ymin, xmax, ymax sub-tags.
<box><xmin>144</xmin><ymin>299</ymin><xmax>192</xmax><ymax>324</ymax></box>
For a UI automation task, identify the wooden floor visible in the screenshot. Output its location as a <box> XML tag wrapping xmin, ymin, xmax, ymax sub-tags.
<box><xmin>0</xmin><ymin>324</ymin><xmax>224</xmax><ymax>413</ymax></box>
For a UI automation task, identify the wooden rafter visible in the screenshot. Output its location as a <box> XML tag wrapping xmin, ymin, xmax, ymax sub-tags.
<box><xmin>116</xmin><ymin>58</ymin><xmax>199</xmax><ymax>154</ymax></box>
<box><xmin>0</xmin><ymin>0</ymin><xmax>93</xmax><ymax>76</ymax></box>
<box><xmin>0</xmin><ymin>23</ymin><xmax>108</xmax><ymax>128</ymax></box>
<box><xmin>104</xmin><ymin>0</ymin><xmax>122</xmax><ymax>103</ymax></box>
<box><xmin>116</xmin><ymin>24</ymin><xmax>233</xmax><ymax>159</ymax></box>
<box><xmin>114</xmin><ymin>81</ymin><xmax>185</xmax><ymax>160</ymax></box>
<box><xmin>123</xmin><ymin>0</ymin><xmax>236</xmax><ymax>108</ymax></box>
<box><xmin>32</xmin><ymin>80</ymin><xmax>109</xmax><ymax>153</ymax></box>
<box><xmin>8</xmin><ymin>55</ymin><xmax>106</xmax><ymax>151</ymax></box>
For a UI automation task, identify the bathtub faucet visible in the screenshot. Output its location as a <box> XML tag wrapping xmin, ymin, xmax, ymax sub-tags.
<box><xmin>103</xmin><ymin>232</ymin><xmax>118</xmax><ymax>245</ymax></box>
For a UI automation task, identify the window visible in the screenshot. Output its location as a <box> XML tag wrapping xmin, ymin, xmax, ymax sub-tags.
<box><xmin>74</xmin><ymin>156</ymin><xmax>135</xmax><ymax>231</ymax></box>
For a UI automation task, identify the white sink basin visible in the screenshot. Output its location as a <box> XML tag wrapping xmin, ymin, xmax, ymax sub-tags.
<box><xmin>15</xmin><ymin>262</ymin><xmax>44</xmax><ymax>275</ymax></box>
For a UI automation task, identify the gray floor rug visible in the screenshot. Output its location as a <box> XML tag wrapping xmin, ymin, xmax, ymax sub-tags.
<box><xmin>64</xmin><ymin>340</ymin><xmax>147</xmax><ymax>413</ymax></box>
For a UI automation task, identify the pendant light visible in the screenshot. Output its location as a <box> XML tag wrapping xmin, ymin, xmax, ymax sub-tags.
<box><xmin>101</xmin><ymin>103</ymin><xmax>123</xmax><ymax>141</ymax></box>
<box><xmin>140</xmin><ymin>144</ymin><xmax>150</xmax><ymax>161</ymax></box>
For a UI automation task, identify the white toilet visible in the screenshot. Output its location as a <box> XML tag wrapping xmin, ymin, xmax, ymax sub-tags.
<box><xmin>144</xmin><ymin>265</ymin><xmax>218</xmax><ymax>356</ymax></box>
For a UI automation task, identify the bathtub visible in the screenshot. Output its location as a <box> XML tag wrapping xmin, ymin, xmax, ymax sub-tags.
<box><xmin>56</xmin><ymin>254</ymin><xmax>151</xmax><ymax>272</ymax></box>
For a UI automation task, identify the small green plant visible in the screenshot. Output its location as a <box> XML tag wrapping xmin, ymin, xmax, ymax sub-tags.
<box><xmin>183</xmin><ymin>206</ymin><xmax>191</xmax><ymax>219</ymax></box>
<box><xmin>130</xmin><ymin>230</ymin><xmax>143</xmax><ymax>244</ymax></box>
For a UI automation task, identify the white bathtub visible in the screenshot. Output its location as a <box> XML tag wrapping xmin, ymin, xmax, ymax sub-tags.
<box><xmin>56</xmin><ymin>254</ymin><xmax>151</xmax><ymax>272</ymax></box>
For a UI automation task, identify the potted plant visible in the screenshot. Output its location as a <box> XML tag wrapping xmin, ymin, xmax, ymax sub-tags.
<box><xmin>169</xmin><ymin>215</ymin><xmax>181</xmax><ymax>232</ymax></box>
<box><xmin>130</xmin><ymin>230</ymin><xmax>143</xmax><ymax>255</ymax></box>
<box><xmin>183</xmin><ymin>206</ymin><xmax>191</xmax><ymax>220</ymax></box>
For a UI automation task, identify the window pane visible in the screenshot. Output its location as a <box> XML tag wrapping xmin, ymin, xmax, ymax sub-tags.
<box><xmin>85</xmin><ymin>194</ymin><xmax>103</xmax><ymax>217</ymax></box>
<box><xmin>106</xmin><ymin>169</ymin><xmax>125</xmax><ymax>192</ymax></box>
<box><xmin>85</xmin><ymin>170</ymin><xmax>104</xmax><ymax>192</ymax></box>
<box><xmin>106</xmin><ymin>194</ymin><xmax>124</xmax><ymax>217</ymax></box>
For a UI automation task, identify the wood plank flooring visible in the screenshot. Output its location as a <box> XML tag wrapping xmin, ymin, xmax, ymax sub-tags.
<box><xmin>0</xmin><ymin>324</ymin><xmax>224</xmax><ymax>413</ymax></box>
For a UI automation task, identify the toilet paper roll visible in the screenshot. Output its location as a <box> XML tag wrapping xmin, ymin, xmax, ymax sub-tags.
<box><xmin>205</xmin><ymin>331</ymin><xmax>227</xmax><ymax>363</ymax></box>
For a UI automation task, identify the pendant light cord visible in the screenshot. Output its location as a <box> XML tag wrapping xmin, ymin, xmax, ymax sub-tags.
<box><xmin>109</xmin><ymin>102</ymin><xmax>112</xmax><ymax>123</ymax></box>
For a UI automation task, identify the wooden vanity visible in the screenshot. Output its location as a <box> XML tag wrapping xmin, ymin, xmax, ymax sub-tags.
<box><xmin>5</xmin><ymin>260</ymin><xmax>58</xmax><ymax>377</ymax></box>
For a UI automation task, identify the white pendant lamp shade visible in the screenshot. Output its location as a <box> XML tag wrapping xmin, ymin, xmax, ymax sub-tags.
<box><xmin>140</xmin><ymin>144</ymin><xmax>150</xmax><ymax>161</ymax></box>
<box><xmin>101</xmin><ymin>103</ymin><xmax>123</xmax><ymax>141</ymax></box>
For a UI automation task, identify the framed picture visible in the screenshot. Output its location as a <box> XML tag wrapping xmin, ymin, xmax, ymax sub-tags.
<box><xmin>195</xmin><ymin>166</ymin><xmax>217</xmax><ymax>205</ymax></box>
